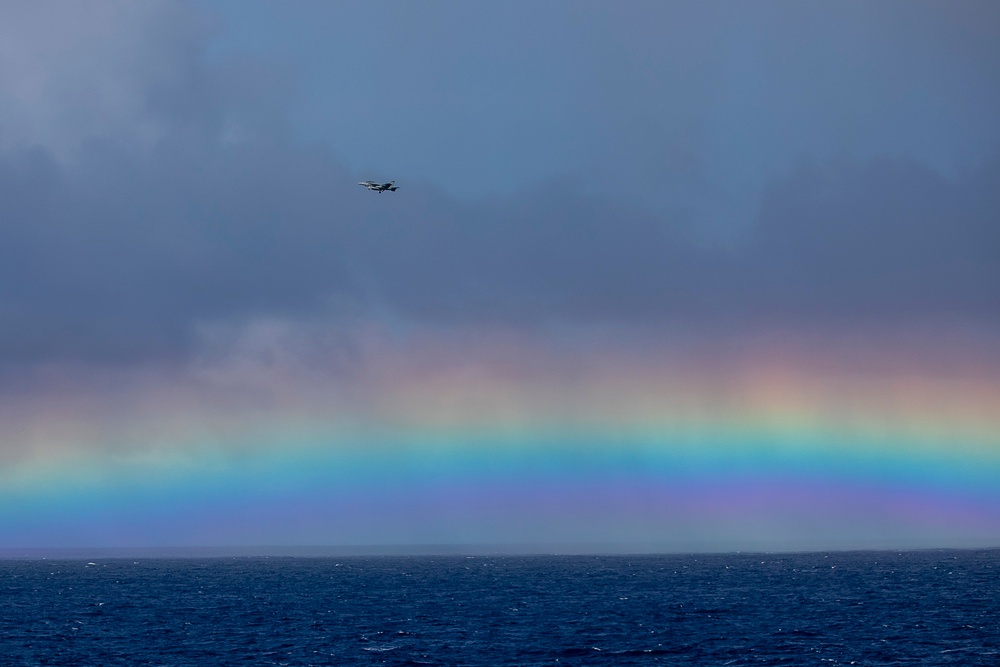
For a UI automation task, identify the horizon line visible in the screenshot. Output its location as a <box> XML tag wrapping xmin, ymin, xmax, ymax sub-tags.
<box><xmin>3</xmin><ymin>542</ymin><xmax>998</xmax><ymax>560</ymax></box>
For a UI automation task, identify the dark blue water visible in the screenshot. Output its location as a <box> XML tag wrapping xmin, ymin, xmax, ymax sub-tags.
<box><xmin>1</xmin><ymin>550</ymin><xmax>997</xmax><ymax>666</ymax></box>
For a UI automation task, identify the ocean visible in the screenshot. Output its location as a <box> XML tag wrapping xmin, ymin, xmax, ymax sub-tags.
<box><xmin>1</xmin><ymin>550</ymin><xmax>997</xmax><ymax>666</ymax></box>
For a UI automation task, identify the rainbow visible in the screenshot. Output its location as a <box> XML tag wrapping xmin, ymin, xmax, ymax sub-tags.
<box><xmin>2</xmin><ymin>325</ymin><xmax>998</xmax><ymax>552</ymax></box>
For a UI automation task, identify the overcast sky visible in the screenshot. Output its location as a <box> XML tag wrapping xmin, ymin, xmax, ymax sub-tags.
<box><xmin>1</xmin><ymin>0</ymin><xmax>997</xmax><ymax>372</ymax></box>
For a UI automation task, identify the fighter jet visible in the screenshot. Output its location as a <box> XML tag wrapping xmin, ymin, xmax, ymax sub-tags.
<box><xmin>359</xmin><ymin>180</ymin><xmax>398</xmax><ymax>193</ymax></box>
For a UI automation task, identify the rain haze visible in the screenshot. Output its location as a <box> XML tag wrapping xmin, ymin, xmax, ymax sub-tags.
<box><xmin>1</xmin><ymin>0</ymin><xmax>998</xmax><ymax>554</ymax></box>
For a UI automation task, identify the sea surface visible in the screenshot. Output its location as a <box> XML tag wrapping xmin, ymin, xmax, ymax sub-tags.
<box><xmin>1</xmin><ymin>549</ymin><xmax>997</xmax><ymax>666</ymax></box>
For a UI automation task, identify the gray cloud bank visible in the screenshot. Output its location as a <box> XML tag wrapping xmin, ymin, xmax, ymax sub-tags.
<box><xmin>3</xmin><ymin>139</ymin><xmax>996</xmax><ymax>367</ymax></box>
<box><xmin>1</xmin><ymin>2</ymin><xmax>997</xmax><ymax>368</ymax></box>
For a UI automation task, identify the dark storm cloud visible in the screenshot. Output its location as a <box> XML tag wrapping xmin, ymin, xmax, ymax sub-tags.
<box><xmin>354</xmin><ymin>153</ymin><xmax>999</xmax><ymax>329</ymax></box>
<box><xmin>3</xmin><ymin>137</ymin><xmax>997</xmax><ymax>367</ymax></box>
<box><xmin>0</xmin><ymin>138</ymin><xmax>360</xmax><ymax>364</ymax></box>
<box><xmin>351</xmin><ymin>182</ymin><xmax>728</xmax><ymax>325</ymax></box>
<box><xmin>746</xmin><ymin>156</ymin><xmax>1000</xmax><ymax>324</ymax></box>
